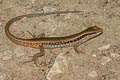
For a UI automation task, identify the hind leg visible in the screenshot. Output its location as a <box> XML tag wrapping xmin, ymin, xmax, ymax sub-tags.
<box><xmin>27</xmin><ymin>30</ymin><xmax>45</xmax><ymax>38</ymax></box>
<box><xmin>23</xmin><ymin>45</ymin><xmax>45</xmax><ymax>66</ymax></box>
<box><xmin>73</xmin><ymin>43</ymin><xmax>84</xmax><ymax>54</ymax></box>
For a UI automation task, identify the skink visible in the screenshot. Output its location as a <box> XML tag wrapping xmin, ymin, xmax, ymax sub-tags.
<box><xmin>5</xmin><ymin>11</ymin><xmax>103</xmax><ymax>65</ymax></box>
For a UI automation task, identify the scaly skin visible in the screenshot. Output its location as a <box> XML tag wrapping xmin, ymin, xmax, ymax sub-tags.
<box><xmin>5</xmin><ymin>11</ymin><xmax>103</xmax><ymax>66</ymax></box>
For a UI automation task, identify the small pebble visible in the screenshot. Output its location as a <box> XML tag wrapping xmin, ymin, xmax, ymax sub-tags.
<box><xmin>92</xmin><ymin>54</ymin><xmax>97</xmax><ymax>57</ymax></box>
<box><xmin>0</xmin><ymin>70</ymin><xmax>7</xmax><ymax>80</ymax></box>
<box><xmin>31</xmin><ymin>0</ymin><xmax>36</xmax><ymax>4</ymax></box>
<box><xmin>88</xmin><ymin>71</ymin><xmax>98</xmax><ymax>78</ymax></box>
<box><xmin>108</xmin><ymin>68</ymin><xmax>116</xmax><ymax>73</ymax></box>
<box><xmin>98</xmin><ymin>44</ymin><xmax>111</xmax><ymax>50</ymax></box>
<box><xmin>31</xmin><ymin>8</ymin><xmax>39</xmax><ymax>12</ymax></box>
<box><xmin>101</xmin><ymin>56</ymin><xmax>111</xmax><ymax>65</ymax></box>
<box><xmin>0</xmin><ymin>21</ymin><xmax>2</xmax><ymax>26</ymax></box>
<box><xmin>0</xmin><ymin>50</ymin><xmax>12</xmax><ymax>60</ymax></box>
<box><xmin>14</xmin><ymin>47</ymin><xmax>25</xmax><ymax>57</ymax></box>
<box><xmin>43</xmin><ymin>6</ymin><xmax>58</xmax><ymax>13</ymax></box>
<box><xmin>111</xmin><ymin>53</ymin><xmax>120</xmax><ymax>58</ymax></box>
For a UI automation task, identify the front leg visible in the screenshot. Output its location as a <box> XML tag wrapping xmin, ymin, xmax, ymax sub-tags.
<box><xmin>73</xmin><ymin>43</ymin><xmax>84</xmax><ymax>54</ymax></box>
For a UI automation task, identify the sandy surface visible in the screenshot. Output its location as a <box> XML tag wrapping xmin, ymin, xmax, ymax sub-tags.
<box><xmin>0</xmin><ymin>0</ymin><xmax>120</xmax><ymax>80</ymax></box>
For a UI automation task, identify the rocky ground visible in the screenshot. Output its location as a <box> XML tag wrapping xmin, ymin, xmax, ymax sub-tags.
<box><xmin>0</xmin><ymin>0</ymin><xmax>120</xmax><ymax>80</ymax></box>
